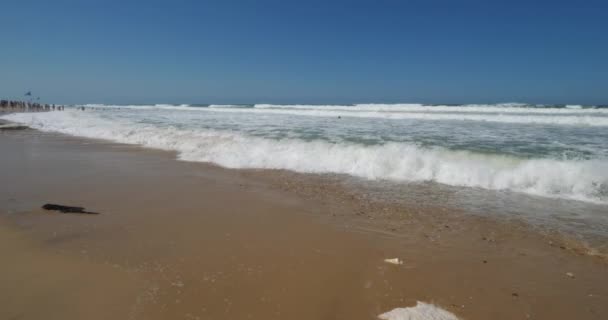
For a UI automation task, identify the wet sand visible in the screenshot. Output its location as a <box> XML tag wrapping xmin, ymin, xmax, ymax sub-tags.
<box><xmin>1</xmin><ymin>128</ymin><xmax>607</xmax><ymax>320</ymax></box>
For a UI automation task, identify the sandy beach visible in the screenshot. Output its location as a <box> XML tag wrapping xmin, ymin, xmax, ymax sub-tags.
<box><xmin>4</xmin><ymin>0</ymin><xmax>608</xmax><ymax>318</ymax></box>
<box><xmin>0</xmin><ymin>124</ymin><xmax>606</xmax><ymax>320</ymax></box>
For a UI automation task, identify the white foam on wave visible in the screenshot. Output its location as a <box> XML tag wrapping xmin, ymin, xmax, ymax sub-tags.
<box><xmin>154</xmin><ymin>104</ymin><xmax>190</xmax><ymax>108</ymax></box>
<box><xmin>83</xmin><ymin>103</ymin><xmax>191</xmax><ymax>109</ymax></box>
<box><xmin>3</xmin><ymin>111</ymin><xmax>607</xmax><ymax>204</ymax></box>
<box><xmin>566</xmin><ymin>104</ymin><xmax>583</xmax><ymax>109</ymax></box>
<box><xmin>208</xmin><ymin>104</ymin><xmax>249</xmax><ymax>108</ymax></box>
<box><xmin>378</xmin><ymin>302</ymin><xmax>459</xmax><ymax>320</ymax></box>
<box><xmin>82</xmin><ymin>104</ymin><xmax>107</xmax><ymax>108</ymax></box>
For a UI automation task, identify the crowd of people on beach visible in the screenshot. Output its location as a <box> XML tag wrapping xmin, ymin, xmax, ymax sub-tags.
<box><xmin>0</xmin><ymin>100</ymin><xmax>64</xmax><ymax>112</ymax></box>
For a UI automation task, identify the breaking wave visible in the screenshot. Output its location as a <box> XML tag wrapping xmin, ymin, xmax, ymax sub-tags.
<box><xmin>3</xmin><ymin>110</ymin><xmax>607</xmax><ymax>204</ymax></box>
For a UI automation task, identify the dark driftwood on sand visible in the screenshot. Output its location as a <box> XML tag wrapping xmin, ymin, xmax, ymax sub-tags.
<box><xmin>42</xmin><ymin>204</ymin><xmax>99</xmax><ymax>214</ymax></box>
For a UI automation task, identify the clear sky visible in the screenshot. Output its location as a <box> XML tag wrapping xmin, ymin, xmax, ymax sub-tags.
<box><xmin>1</xmin><ymin>0</ymin><xmax>607</xmax><ymax>105</ymax></box>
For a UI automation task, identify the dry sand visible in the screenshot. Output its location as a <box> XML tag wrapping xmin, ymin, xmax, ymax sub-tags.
<box><xmin>1</xmin><ymin>128</ymin><xmax>607</xmax><ymax>320</ymax></box>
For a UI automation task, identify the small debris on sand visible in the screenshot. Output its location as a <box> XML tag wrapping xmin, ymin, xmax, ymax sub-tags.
<box><xmin>42</xmin><ymin>203</ymin><xmax>99</xmax><ymax>214</ymax></box>
<box><xmin>384</xmin><ymin>258</ymin><xmax>403</xmax><ymax>265</ymax></box>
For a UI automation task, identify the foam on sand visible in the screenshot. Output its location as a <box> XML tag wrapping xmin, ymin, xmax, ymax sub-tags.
<box><xmin>378</xmin><ymin>302</ymin><xmax>459</xmax><ymax>320</ymax></box>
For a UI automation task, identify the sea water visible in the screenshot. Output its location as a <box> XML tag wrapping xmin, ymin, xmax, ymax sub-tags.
<box><xmin>4</xmin><ymin>103</ymin><xmax>608</xmax><ymax>241</ymax></box>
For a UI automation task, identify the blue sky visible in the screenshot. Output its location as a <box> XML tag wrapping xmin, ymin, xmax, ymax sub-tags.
<box><xmin>1</xmin><ymin>0</ymin><xmax>607</xmax><ymax>104</ymax></box>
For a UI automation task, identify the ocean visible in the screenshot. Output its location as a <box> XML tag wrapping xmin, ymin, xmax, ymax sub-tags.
<box><xmin>3</xmin><ymin>103</ymin><xmax>608</xmax><ymax>245</ymax></box>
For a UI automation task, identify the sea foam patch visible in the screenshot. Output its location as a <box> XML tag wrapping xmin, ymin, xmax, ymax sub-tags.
<box><xmin>378</xmin><ymin>302</ymin><xmax>459</xmax><ymax>320</ymax></box>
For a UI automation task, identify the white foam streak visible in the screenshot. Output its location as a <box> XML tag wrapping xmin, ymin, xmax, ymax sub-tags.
<box><xmin>154</xmin><ymin>104</ymin><xmax>190</xmax><ymax>108</ymax></box>
<box><xmin>378</xmin><ymin>302</ymin><xmax>459</xmax><ymax>320</ymax></box>
<box><xmin>4</xmin><ymin>111</ymin><xmax>607</xmax><ymax>204</ymax></box>
<box><xmin>208</xmin><ymin>104</ymin><xmax>248</xmax><ymax>108</ymax></box>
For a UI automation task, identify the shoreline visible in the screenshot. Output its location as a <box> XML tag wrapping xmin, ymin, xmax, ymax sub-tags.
<box><xmin>247</xmin><ymin>169</ymin><xmax>608</xmax><ymax>261</ymax></box>
<box><xmin>1</xmin><ymin>126</ymin><xmax>607</xmax><ymax>319</ymax></box>
<box><xmin>4</xmin><ymin>114</ymin><xmax>606</xmax><ymax>260</ymax></box>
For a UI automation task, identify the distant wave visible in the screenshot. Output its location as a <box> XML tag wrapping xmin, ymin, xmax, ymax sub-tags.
<box><xmin>83</xmin><ymin>103</ymin><xmax>193</xmax><ymax>109</ymax></box>
<box><xmin>83</xmin><ymin>103</ymin><xmax>608</xmax><ymax>114</ymax></box>
<box><xmin>78</xmin><ymin>103</ymin><xmax>608</xmax><ymax>126</ymax></box>
<box><xmin>254</xmin><ymin>103</ymin><xmax>608</xmax><ymax>114</ymax></box>
<box><xmin>204</xmin><ymin>107</ymin><xmax>608</xmax><ymax>126</ymax></box>
<box><xmin>154</xmin><ymin>104</ymin><xmax>190</xmax><ymax>108</ymax></box>
<box><xmin>77</xmin><ymin>104</ymin><xmax>608</xmax><ymax>127</ymax></box>
<box><xmin>565</xmin><ymin>104</ymin><xmax>583</xmax><ymax>109</ymax></box>
<box><xmin>207</xmin><ymin>104</ymin><xmax>251</xmax><ymax>108</ymax></box>
<box><xmin>4</xmin><ymin>110</ymin><xmax>607</xmax><ymax>204</ymax></box>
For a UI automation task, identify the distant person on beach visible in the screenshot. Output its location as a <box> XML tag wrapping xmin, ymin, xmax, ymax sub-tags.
<box><xmin>0</xmin><ymin>99</ymin><xmax>67</xmax><ymax>112</ymax></box>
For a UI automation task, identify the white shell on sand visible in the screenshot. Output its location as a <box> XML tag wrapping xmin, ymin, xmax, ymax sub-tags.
<box><xmin>378</xmin><ymin>302</ymin><xmax>459</xmax><ymax>320</ymax></box>
<box><xmin>384</xmin><ymin>258</ymin><xmax>403</xmax><ymax>265</ymax></box>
